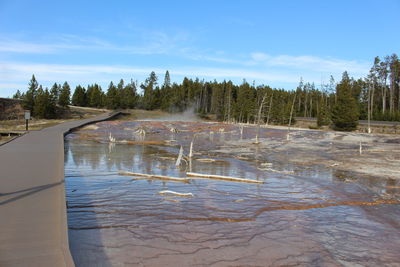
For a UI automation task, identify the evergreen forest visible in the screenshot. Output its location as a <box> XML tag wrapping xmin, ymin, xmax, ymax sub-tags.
<box><xmin>13</xmin><ymin>54</ymin><xmax>400</xmax><ymax>130</ymax></box>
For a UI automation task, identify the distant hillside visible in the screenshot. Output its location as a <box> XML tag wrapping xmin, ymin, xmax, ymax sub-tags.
<box><xmin>0</xmin><ymin>98</ymin><xmax>24</xmax><ymax>120</ymax></box>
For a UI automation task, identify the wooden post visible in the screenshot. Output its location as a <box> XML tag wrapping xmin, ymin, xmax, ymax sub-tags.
<box><xmin>24</xmin><ymin>110</ymin><xmax>30</xmax><ymax>131</ymax></box>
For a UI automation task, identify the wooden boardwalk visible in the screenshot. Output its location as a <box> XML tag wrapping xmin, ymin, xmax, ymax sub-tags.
<box><xmin>0</xmin><ymin>112</ymin><xmax>120</xmax><ymax>266</ymax></box>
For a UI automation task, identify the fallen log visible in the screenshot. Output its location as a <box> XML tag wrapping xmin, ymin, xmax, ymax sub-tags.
<box><xmin>158</xmin><ymin>190</ymin><xmax>194</xmax><ymax>197</ymax></box>
<box><xmin>195</xmin><ymin>158</ymin><xmax>227</xmax><ymax>164</ymax></box>
<box><xmin>187</xmin><ymin>172</ymin><xmax>263</xmax><ymax>184</ymax></box>
<box><xmin>195</xmin><ymin>158</ymin><xmax>217</xmax><ymax>162</ymax></box>
<box><xmin>262</xmin><ymin>168</ymin><xmax>294</xmax><ymax>174</ymax></box>
<box><xmin>123</xmin><ymin>140</ymin><xmax>165</xmax><ymax>144</ymax></box>
<box><xmin>118</xmin><ymin>171</ymin><xmax>190</xmax><ymax>183</ymax></box>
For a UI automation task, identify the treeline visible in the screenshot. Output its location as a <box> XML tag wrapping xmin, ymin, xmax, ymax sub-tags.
<box><xmin>13</xmin><ymin>54</ymin><xmax>400</xmax><ymax>130</ymax></box>
<box><xmin>13</xmin><ymin>76</ymin><xmax>71</xmax><ymax>119</ymax></box>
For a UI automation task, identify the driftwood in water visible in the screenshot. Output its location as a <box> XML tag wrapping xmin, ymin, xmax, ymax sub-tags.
<box><xmin>260</xmin><ymin>162</ymin><xmax>273</xmax><ymax>167</ymax></box>
<box><xmin>158</xmin><ymin>190</ymin><xmax>193</xmax><ymax>197</ymax></box>
<box><xmin>176</xmin><ymin>145</ymin><xmax>184</xmax><ymax>166</ymax></box>
<box><xmin>134</xmin><ymin>128</ymin><xmax>146</xmax><ymax>136</ymax></box>
<box><xmin>118</xmin><ymin>171</ymin><xmax>190</xmax><ymax>183</ymax></box>
<box><xmin>262</xmin><ymin>168</ymin><xmax>294</xmax><ymax>174</ymax></box>
<box><xmin>169</xmin><ymin>127</ymin><xmax>178</xmax><ymax>133</ymax></box>
<box><xmin>189</xmin><ymin>140</ymin><xmax>194</xmax><ymax>158</ymax></box>
<box><xmin>109</xmin><ymin>133</ymin><xmax>116</xmax><ymax>143</ymax></box>
<box><xmin>187</xmin><ymin>172</ymin><xmax>263</xmax><ymax>184</ymax></box>
<box><xmin>123</xmin><ymin>140</ymin><xmax>165</xmax><ymax>144</ymax></box>
<box><xmin>195</xmin><ymin>158</ymin><xmax>218</xmax><ymax>162</ymax></box>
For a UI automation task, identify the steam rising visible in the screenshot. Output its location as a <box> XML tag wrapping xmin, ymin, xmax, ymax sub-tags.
<box><xmin>139</xmin><ymin>106</ymin><xmax>201</xmax><ymax>122</ymax></box>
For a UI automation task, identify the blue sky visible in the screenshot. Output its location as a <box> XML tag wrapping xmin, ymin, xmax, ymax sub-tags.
<box><xmin>0</xmin><ymin>0</ymin><xmax>399</xmax><ymax>97</ymax></box>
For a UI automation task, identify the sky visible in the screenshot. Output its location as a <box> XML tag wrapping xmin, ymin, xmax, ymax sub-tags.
<box><xmin>0</xmin><ymin>0</ymin><xmax>399</xmax><ymax>97</ymax></box>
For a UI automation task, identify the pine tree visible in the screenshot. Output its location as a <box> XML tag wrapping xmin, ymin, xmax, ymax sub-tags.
<box><xmin>87</xmin><ymin>84</ymin><xmax>104</xmax><ymax>107</ymax></box>
<box><xmin>116</xmin><ymin>79</ymin><xmax>124</xmax><ymax>108</ymax></box>
<box><xmin>164</xmin><ymin>70</ymin><xmax>171</xmax><ymax>88</ymax></box>
<box><xmin>58</xmin><ymin>82</ymin><xmax>71</xmax><ymax>107</ymax></box>
<box><xmin>23</xmin><ymin>74</ymin><xmax>38</xmax><ymax>112</ymax></box>
<box><xmin>32</xmin><ymin>86</ymin><xmax>55</xmax><ymax>118</ymax></box>
<box><xmin>332</xmin><ymin>72</ymin><xmax>360</xmax><ymax>131</ymax></box>
<box><xmin>121</xmin><ymin>79</ymin><xmax>137</xmax><ymax>109</ymax></box>
<box><xmin>106</xmin><ymin>82</ymin><xmax>120</xmax><ymax>109</ymax></box>
<box><xmin>33</xmin><ymin>86</ymin><xmax>45</xmax><ymax>118</ymax></box>
<box><xmin>234</xmin><ymin>80</ymin><xmax>255</xmax><ymax>123</ymax></box>
<box><xmin>13</xmin><ymin>90</ymin><xmax>22</xmax><ymax>99</ymax></box>
<box><xmin>43</xmin><ymin>88</ymin><xmax>56</xmax><ymax>118</ymax></box>
<box><xmin>160</xmin><ymin>71</ymin><xmax>172</xmax><ymax>111</ymax></box>
<box><xmin>141</xmin><ymin>72</ymin><xmax>157</xmax><ymax>110</ymax></box>
<box><xmin>317</xmin><ymin>97</ymin><xmax>331</xmax><ymax>126</ymax></box>
<box><xmin>210</xmin><ymin>81</ymin><xmax>225</xmax><ymax>120</ymax></box>
<box><xmin>50</xmin><ymin>83</ymin><xmax>60</xmax><ymax>105</ymax></box>
<box><xmin>72</xmin><ymin>85</ymin><xmax>87</xmax><ymax>106</ymax></box>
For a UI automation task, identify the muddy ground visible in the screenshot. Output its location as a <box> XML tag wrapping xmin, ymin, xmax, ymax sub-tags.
<box><xmin>221</xmin><ymin>124</ymin><xmax>400</xmax><ymax>181</ymax></box>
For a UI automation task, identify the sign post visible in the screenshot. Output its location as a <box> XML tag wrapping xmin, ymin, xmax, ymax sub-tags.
<box><xmin>24</xmin><ymin>111</ymin><xmax>30</xmax><ymax>131</ymax></box>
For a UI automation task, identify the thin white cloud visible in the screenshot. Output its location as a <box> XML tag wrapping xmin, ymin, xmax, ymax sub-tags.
<box><xmin>249</xmin><ymin>52</ymin><xmax>370</xmax><ymax>75</ymax></box>
<box><xmin>183</xmin><ymin>53</ymin><xmax>240</xmax><ymax>64</ymax></box>
<box><xmin>0</xmin><ymin>61</ymin><xmax>299</xmax><ymax>81</ymax></box>
<box><xmin>0</xmin><ymin>31</ymin><xmax>192</xmax><ymax>55</ymax></box>
<box><xmin>0</xmin><ymin>83</ymin><xmax>27</xmax><ymax>90</ymax></box>
<box><xmin>0</xmin><ymin>41</ymin><xmax>62</xmax><ymax>53</ymax></box>
<box><xmin>0</xmin><ymin>39</ymin><xmax>169</xmax><ymax>55</ymax></box>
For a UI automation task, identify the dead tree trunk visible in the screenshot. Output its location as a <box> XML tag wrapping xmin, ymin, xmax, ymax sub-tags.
<box><xmin>382</xmin><ymin>85</ymin><xmax>387</xmax><ymax>114</ymax></box>
<box><xmin>368</xmin><ymin>84</ymin><xmax>372</xmax><ymax>133</ymax></box>
<box><xmin>255</xmin><ymin>92</ymin><xmax>268</xmax><ymax>143</ymax></box>
<box><xmin>381</xmin><ymin>74</ymin><xmax>388</xmax><ymax>114</ymax></box>
<box><xmin>398</xmin><ymin>80</ymin><xmax>400</xmax><ymax>113</ymax></box>
<box><xmin>371</xmin><ymin>83</ymin><xmax>375</xmax><ymax>117</ymax></box>
<box><xmin>287</xmin><ymin>93</ymin><xmax>297</xmax><ymax>140</ymax></box>
<box><xmin>304</xmin><ymin>92</ymin><xmax>308</xmax><ymax>117</ymax></box>
<box><xmin>390</xmin><ymin>73</ymin><xmax>395</xmax><ymax>113</ymax></box>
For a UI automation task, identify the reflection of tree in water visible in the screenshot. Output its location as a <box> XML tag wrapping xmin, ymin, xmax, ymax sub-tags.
<box><xmin>67</xmin><ymin>134</ymin><xmax>276</xmax><ymax>183</ymax></box>
<box><xmin>88</xmin><ymin>143</ymin><xmax>106</xmax><ymax>170</ymax></box>
<box><xmin>70</xmin><ymin>141</ymin><xmax>85</xmax><ymax>167</ymax></box>
<box><xmin>68</xmin><ymin>137</ymin><xmax>166</xmax><ymax>173</ymax></box>
<box><xmin>105</xmin><ymin>144</ymin><xmax>124</xmax><ymax>171</ymax></box>
<box><xmin>142</xmin><ymin>145</ymin><xmax>157</xmax><ymax>175</ymax></box>
<box><xmin>68</xmin><ymin>140</ymin><xmax>107</xmax><ymax>169</ymax></box>
<box><xmin>64</xmin><ymin>141</ymin><xmax>70</xmax><ymax>164</ymax></box>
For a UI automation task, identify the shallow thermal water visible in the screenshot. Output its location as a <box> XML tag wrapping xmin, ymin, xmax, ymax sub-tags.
<box><xmin>65</xmin><ymin>121</ymin><xmax>400</xmax><ymax>266</ymax></box>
